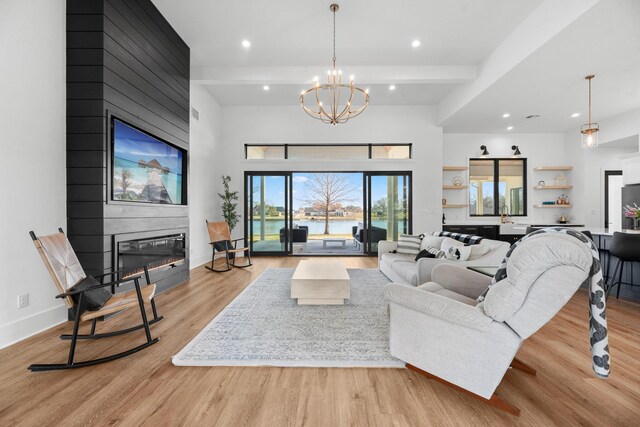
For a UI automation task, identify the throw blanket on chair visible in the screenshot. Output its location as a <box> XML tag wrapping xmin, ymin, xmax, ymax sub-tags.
<box><xmin>437</xmin><ymin>231</ymin><xmax>483</xmax><ymax>245</ymax></box>
<box><xmin>479</xmin><ymin>227</ymin><xmax>610</xmax><ymax>378</ymax></box>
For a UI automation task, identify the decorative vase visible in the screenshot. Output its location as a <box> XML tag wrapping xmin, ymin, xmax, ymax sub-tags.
<box><xmin>634</xmin><ymin>218</ymin><xmax>640</xmax><ymax>230</ymax></box>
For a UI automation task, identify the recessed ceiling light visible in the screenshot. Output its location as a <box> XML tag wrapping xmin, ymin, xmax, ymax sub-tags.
<box><xmin>411</xmin><ymin>40</ymin><xmax>421</xmax><ymax>48</ymax></box>
<box><xmin>389</xmin><ymin>85</ymin><xmax>396</xmax><ymax>91</ymax></box>
<box><xmin>507</xmin><ymin>126</ymin><xmax>514</xmax><ymax>131</ymax></box>
<box><xmin>262</xmin><ymin>85</ymin><xmax>270</xmax><ymax>91</ymax></box>
<box><xmin>241</xmin><ymin>40</ymin><xmax>251</xmax><ymax>48</ymax></box>
<box><xmin>571</xmin><ymin>113</ymin><xmax>580</xmax><ymax>118</ymax></box>
<box><xmin>502</xmin><ymin>113</ymin><xmax>510</xmax><ymax>118</ymax></box>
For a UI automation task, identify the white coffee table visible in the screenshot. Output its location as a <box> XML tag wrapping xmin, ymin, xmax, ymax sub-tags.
<box><xmin>322</xmin><ymin>237</ymin><xmax>347</xmax><ymax>248</ymax></box>
<box><xmin>291</xmin><ymin>260</ymin><xmax>350</xmax><ymax>305</ymax></box>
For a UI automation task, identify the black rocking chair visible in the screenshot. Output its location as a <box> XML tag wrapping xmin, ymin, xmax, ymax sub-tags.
<box><xmin>205</xmin><ymin>220</ymin><xmax>252</xmax><ymax>272</ymax></box>
<box><xmin>28</xmin><ymin>228</ymin><xmax>162</xmax><ymax>371</ymax></box>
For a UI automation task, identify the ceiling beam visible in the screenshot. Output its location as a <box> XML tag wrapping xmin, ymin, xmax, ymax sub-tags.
<box><xmin>437</xmin><ymin>0</ymin><xmax>601</xmax><ymax>126</ymax></box>
<box><xmin>191</xmin><ymin>65</ymin><xmax>477</xmax><ymax>85</ymax></box>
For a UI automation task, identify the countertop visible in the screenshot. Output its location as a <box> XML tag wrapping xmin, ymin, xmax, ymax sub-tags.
<box><xmin>444</xmin><ymin>221</ymin><xmax>640</xmax><ymax>236</ymax></box>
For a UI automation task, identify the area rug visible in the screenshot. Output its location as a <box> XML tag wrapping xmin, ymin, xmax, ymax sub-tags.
<box><xmin>172</xmin><ymin>268</ymin><xmax>404</xmax><ymax>368</ymax></box>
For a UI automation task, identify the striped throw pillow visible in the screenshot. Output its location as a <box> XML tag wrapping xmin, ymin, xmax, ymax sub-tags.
<box><xmin>396</xmin><ymin>234</ymin><xmax>423</xmax><ymax>256</ymax></box>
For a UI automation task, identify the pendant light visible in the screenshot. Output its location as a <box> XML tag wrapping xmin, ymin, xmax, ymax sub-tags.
<box><xmin>581</xmin><ymin>75</ymin><xmax>599</xmax><ymax>149</ymax></box>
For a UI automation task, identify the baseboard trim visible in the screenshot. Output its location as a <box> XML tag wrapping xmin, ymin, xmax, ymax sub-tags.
<box><xmin>0</xmin><ymin>304</ymin><xmax>68</xmax><ymax>350</ymax></box>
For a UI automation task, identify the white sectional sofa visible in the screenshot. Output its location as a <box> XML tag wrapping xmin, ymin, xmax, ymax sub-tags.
<box><xmin>378</xmin><ymin>234</ymin><xmax>510</xmax><ymax>286</ymax></box>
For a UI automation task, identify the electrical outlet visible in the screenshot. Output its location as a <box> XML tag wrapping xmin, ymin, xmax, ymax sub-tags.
<box><xmin>18</xmin><ymin>293</ymin><xmax>29</xmax><ymax>309</ymax></box>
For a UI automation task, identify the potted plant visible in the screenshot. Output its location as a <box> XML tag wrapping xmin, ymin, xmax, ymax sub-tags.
<box><xmin>219</xmin><ymin>175</ymin><xmax>240</xmax><ymax>232</ymax></box>
<box><xmin>624</xmin><ymin>203</ymin><xmax>640</xmax><ymax>229</ymax></box>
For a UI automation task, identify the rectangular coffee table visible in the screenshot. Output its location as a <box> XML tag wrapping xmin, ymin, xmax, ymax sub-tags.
<box><xmin>322</xmin><ymin>237</ymin><xmax>346</xmax><ymax>248</ymax></box>
<box><xmin>291</xmin><ymin>260</ymin><xmax>350</xmax><ymax>305</ymax></box>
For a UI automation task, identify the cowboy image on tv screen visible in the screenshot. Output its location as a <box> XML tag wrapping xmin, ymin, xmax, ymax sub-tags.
<box><xmin>112</xmin><ymin>119</ymin><xmax>184</xmax><ymax>204</ymax></box>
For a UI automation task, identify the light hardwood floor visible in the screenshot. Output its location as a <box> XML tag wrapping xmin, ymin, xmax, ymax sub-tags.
<box><xmin>1</xmin><ymin>257</ymin><xmax>639</xmax><ymax>426</ymax></box>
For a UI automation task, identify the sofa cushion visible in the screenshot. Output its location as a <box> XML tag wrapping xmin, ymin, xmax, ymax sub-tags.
<box><xmin>468</xmin><ymin>244</ymin><xmax>491</xmax><ymax>260</ymax></box>
<box><xmin>420</xmin><ymin>235</ymin><xmax>446</xmax><ymax>251</ymax></box>
<box><xmin>392</xmin><ymin>261</ymin><xmax>419</xmax><ymax>285</ymax></box>
<box><xmin>381</xmin><ymin>253</ymin><xmax>415</xmax><ymax>265</ymax></box>
<box><xmin>397</xmin><ymin>234</ymin><xmax>423</xmax><ymax>256</ymax></box>
<box><xmin>444</xmin><ymin>245</ymin><xmax>471</xmax><ymax>261</ymax></box>
<box><xmin>417</xmin><ymin>282</ymin><xmax>477</xmax><ymax>305</ymax></box>
<box><xmin>440</xmin><ymin>237</ymin><xmax>465</xmax><ymax>253</ymax></box>
<box><xmin>415</xmin><ymin>246</ymin><xmax>444</xmax><ymax>261</ymax></box>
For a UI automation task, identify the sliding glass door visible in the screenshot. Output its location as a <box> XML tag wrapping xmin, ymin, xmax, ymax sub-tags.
<box><xmin>365</xmin><ymin>172</ymin><xmax>412</xmax><ymax>255</ymax></box>
<box><xmin>245</xmin><ymin>171</ymin><xmax>411</xmax><ymax>256</ymax></box>
<box><xmin>245</xmin><ymin>173</ymin><xmax>292</xmax><ymax>255</ymax></box>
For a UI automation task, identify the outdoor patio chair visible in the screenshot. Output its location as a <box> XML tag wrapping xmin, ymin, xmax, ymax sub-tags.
<box><xmin>206</xmin><ymin>220</ymin><xmax>252</xmax><ymax>272</ymax></box>
<box><xmin>28</xmin><ymin>228</ymin><xmax>159</xmax><ymax>371</ymax></box>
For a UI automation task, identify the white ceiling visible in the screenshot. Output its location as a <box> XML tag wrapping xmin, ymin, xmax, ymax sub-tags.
<box><xmin>153</xmin><ymin>0</ymin><xmax>640</xmax><ymax>134</ymax></box>
<box><xmin>441</xmin><ymin>0</ymin><xmax>640</xmax><ymax>133</ymax></box>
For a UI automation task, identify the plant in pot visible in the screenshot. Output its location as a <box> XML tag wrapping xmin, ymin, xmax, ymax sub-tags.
<box><xmin>624</xmin><ymin>203</ymin><xmax>640</xmax><ymax>229</ymax></box>
<box><xmin>219</xmin><ymin>175</ymin><xmax>240</xmax><ymax>232</ymax></box>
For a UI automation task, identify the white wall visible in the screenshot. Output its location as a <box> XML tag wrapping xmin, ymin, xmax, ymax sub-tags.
<box><xmin>219</xmin><ymin>105</ymin><xmax>444</xmax><ymax>234</ymax></box>
<box><xmin>189</xmin><ymin>85</ymin><xmax>223</xmax><ymax>267</ymax></box>
<box><xmin>443</xmin><ymin>133</ymin><xmax>568</xmax><ymax>224</ymax></box>
<box><xmin>0</xmin><ymin>0</ymin><xmax>67</xmax><ymax>348</ymax></box>
<box><xmin>565</xmin><ymin>129</ymin><xmax>638</xmax><ymax>228</ymax></box>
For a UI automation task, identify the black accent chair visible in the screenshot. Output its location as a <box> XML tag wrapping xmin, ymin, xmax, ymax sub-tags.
<box><xmin>607</xmin><ymin>231</ymin><xmax>640</xmax><ymax>298</ymax></box>
<box><xmin>352</xmin><ymin>225</ymin><xmax>388</xmax><ymax>248</ymax></box>
<box><xmin>280</xmin><ymin>226</ymin><xmax>309</xmax><ymax>243</ymax></box>
<box><xmin>28</xmin><ymin>228</ymin><xmax>161</xmax><ymax>371</ymax></box>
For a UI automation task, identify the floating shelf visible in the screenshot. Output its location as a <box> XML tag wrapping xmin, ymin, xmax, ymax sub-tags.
<box><xmin>443</xmin><ymin>166</ymin><xmax>468</xmax><ymax>171</ymax></box>
<box><xmin>534</xmin><ymin>204</ymin><xmax>573</xmax><ymax>208</ymax></box>
<box><xmin>442</xmin><ymin>204</ymin><xmax>469</xmax><ymax>208</ymax></box>
<box><xmin>533</xmin><ymin>166</ymin><xmax>573</xmax><ymax>171</ymax></box>
<box><xmin>534</xmin><ymin>185</ymin><xmax>573</xmax><ymax>190</ymax></box>
<box><xmin>443</xmin><ymin>185</ymin><xmax>469</xmax><ymax>190</ymax></box>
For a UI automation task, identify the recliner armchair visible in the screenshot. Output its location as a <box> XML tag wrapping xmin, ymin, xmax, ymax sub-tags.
<box><xmin>384</xmin><ymin>232</ymin><xmax>593</xmax><ymax>416</ymax></box>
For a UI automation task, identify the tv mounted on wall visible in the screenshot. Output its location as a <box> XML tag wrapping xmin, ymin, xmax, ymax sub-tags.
<box><xmin>111</xmin><ymin>118</ymin><xmax>186</xmax><ymax>205</ymax></box>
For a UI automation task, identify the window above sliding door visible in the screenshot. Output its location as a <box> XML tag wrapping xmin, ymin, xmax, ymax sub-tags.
<box><xmin>245</xmin><ymin>144</ymin><xmax>412</xmax><ymax>160</ymax></box>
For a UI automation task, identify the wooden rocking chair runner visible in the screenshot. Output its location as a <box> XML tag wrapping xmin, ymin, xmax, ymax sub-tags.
<box><xmin>206</xmin><ymin>221</ymin><xmax>252</xmax><ymax>272</ymax></box>
<box><xmin>28</xmin><ymin>228</ymin><xmax>160</xmax><ymax>372</ymax></box>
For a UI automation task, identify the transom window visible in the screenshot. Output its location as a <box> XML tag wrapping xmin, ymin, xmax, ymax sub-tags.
<box><xmin>245</xmin><ymin>144</ymin><xmax>412</xmax><ymax>160</ymax></box>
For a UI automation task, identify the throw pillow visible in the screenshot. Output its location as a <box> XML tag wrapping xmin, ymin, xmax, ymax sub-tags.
<box><xmin>397</xmin><ymin>234</ymin><xmax>423</xmax><ymax>256</ymax></box>
<box><xmin>214</xmin><ymin>240</ymin><xmax>236</xmax><ymax>258</ymax></box>
<box><xmin>70</xmin><ymin>275</ymin><xmax>111</xmax><ymax>311</ymax></box>
<box><xmin>440</xmin><ymin>237</ymin><xmax>465</xmax><ymax>253</ymax></box>
<box><xmin>468</xmin><ymin>244</ymin><xmax>491</xmax><ymax>260</ymax></box>
<box><xmin>420</xmin><ymin>235</ymin><xmax>446</xmax><ymax>251</ymax></box>
<box><xmin>444</xmin><ymin>245</ymin><xmax>471</xmax><ymax>261</ymax></box>
<box><xmin>415</xmin><ymin>246</ymin><xmax>445</xmax><ymax>261</ymax></box>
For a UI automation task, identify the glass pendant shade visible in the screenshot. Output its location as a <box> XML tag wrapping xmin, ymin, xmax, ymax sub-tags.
<box><xmin>581</xmin><ymin>124</ymin><xmax>599</xmax><ymax>149</ymax></box>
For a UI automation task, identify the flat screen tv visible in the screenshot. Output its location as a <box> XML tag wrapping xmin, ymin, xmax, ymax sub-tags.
<box><xmin>111</xmin><ymin>118</ymin><xmax>186</xmax><ymax>205</ymax></box>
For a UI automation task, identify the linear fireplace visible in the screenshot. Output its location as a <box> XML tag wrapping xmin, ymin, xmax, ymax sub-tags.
<box><xmin>114</xmin><ymin>229</ymin><xmax>188</xmax><ymax>290</ymax></box>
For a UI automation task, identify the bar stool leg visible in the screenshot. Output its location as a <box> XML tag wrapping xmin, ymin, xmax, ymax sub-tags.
<box><xmin>607</xmin><ymin>259</ymin><xmax>621</xmax><ymax>296</ymax></box>
<box><xmin>616</xmin><ymin>261</ymin><xmax>624</xmax><ymax>299</ymax></box>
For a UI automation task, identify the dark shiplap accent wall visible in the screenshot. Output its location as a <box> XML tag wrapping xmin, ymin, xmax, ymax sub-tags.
<box><xmin>67</xmin><ymin>0</ymin><xmax>190</xmax><ymax>292</ymax></box>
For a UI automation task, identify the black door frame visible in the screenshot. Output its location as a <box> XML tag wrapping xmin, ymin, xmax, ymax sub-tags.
<box><xmin>365</xmin><ymin>171</ymin><xmax>413</xmax><ymax>256</ymax></box>
<box><xmin>604</xmin><ymin>170</ymin><xmax>623</xmax><ymax>228</ymax></box>
<box><xmin>244</xmin><ymin>172</ymin><xmax>292</xmax><ymax>256</ymax></box>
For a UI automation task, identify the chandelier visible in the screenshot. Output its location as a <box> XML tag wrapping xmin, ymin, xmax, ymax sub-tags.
<box><xmin>581</xmin><ymin>74</ymin><xmax>599</xmax><ymax>149</ymax></box>
<box><xmin>300</xmin><ymin>4</ymin><xmax>369</xmax><ymax>125</ymax></box>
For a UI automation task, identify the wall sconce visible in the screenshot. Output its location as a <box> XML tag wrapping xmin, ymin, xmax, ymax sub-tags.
<box><xmin>511</xmin><ymin>145</ymin><xmax>522</xmax><ymax>156</ymax></box>
<box><xmin>480</xmin><ymin>145</ymin><xmax>489</xmax><ymax>157</ymax></box>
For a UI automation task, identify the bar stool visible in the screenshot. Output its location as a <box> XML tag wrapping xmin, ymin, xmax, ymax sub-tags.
<box><xmin>607</xmin><ymin>232</ymin><xmax>640</xmax><ymax>298</ymax></box>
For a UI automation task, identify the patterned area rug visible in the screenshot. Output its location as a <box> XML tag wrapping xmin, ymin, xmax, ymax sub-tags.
<box><xmin>172</xmin><ymin>268</ymin><xmax>403</xmax><ymax>368</ymax></box>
